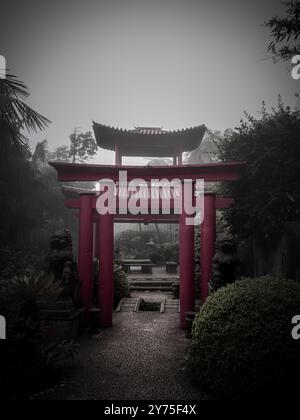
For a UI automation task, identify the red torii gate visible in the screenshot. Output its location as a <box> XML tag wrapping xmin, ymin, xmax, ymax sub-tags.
<box><xmin>50</xmin><ymin>161</ymin><xmax>245</xmax><ymax>329</ymax></box>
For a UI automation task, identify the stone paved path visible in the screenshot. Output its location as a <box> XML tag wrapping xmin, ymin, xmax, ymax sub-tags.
<box><xmin>41</xmin><ymin>311</ymin><xmax>209</xmax><ymax>400</ymax></box>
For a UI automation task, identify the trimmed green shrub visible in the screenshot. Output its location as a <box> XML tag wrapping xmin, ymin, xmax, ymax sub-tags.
<box><xmin>189</xmin><ymin>276</ymin><xmax>300</xmax><ymax>398</ymax></box>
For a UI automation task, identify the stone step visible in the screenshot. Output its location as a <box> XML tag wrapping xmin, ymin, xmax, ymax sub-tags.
<box><xmin>129</xmin><ymin>278</ymin><xmax>176</xmax><ymax>292</ymax></box>
<box><xmin>129</xmin><ymin>280</ymin><xmax>177</xmax><ymax>284</ymax></box>
<box><xmin>165</xmin><ymin>300</ymin><xmax>179</xmax><ymax>313</ymax></box>
<box><xmin>129</xmin><ymin>277</ymin><xmax>178</xmax><ymax>280</ymax></box>
<box><xmin>116</xmin><ymin>297</ymin><xmax>181</xmax><ymax>313</ymax></box>
<box><xmin>131</xmin><ymin>284</ymin><xmax>172</xmax><ymax>288</ymax></box>
<box><xmin>116</xmin><ymin>298</ymin><xmax>140</xmax><ymax>312</ymax></box>
<box><xmin>130</xmin><ymin>287</ymin><xmax>173</xmax><ymax>291</ymax></box>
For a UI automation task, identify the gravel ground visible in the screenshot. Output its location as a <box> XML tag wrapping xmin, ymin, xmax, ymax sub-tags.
<box><xmin>40</xmin><ymin>312</ymin><xmax>209</xmax><ymax>400</ymax></box>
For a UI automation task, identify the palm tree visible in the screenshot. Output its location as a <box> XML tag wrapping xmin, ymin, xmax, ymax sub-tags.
<box><xmin>0</xmin><ymin>74</ymin><xmax>50</xmax><ymax>150</ymax></box>
<box><xmin>0</xmin><ymin>75</ymin><xmax>51</xmax><ymax>247</ymax></box>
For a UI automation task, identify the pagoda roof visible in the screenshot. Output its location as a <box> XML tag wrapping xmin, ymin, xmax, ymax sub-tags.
<box><xmin>93</xmin><ymin>122</ymin><xmax>206</xmax><ymax>157</ymax></box>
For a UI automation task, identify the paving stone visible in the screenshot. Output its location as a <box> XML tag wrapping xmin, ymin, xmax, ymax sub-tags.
<box><xmin>39</xmin><ymin>311</ymin><xmax>210</xmax><ymax>400</ymax></box>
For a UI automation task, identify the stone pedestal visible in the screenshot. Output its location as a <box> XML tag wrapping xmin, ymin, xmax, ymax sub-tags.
<box><xmin>39</xmin><ymin>306</ymin><xmax>86</xmax><ymax>339</ymax></box>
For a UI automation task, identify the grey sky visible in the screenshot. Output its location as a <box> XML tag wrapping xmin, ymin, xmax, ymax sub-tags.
<box><xmin>1</xmin><ymin>0</ymin><xmax>298</xmax><ymax>165</ymax></box>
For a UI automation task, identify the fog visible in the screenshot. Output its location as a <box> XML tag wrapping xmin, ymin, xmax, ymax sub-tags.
<box><xmin>1</xmin><ymin>0</ymin><xmax>297</xmax><ymax>164</ymax></box>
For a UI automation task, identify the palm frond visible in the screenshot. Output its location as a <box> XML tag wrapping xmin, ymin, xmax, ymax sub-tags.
<box><xmin>2</xmin><ymin>97</ymin><xmax>50</xmax><ymax>132</ymax></box>
<box><xmin>0</xmin><ymin>74</ymin><xmax>51</xmax><ymax>149</ymax></box>
<box><xmin>0</xmin><ymin>74</ymin><xmax>30</xmax><ymax>99</ymax></box>
<box><xmin>0</xmin><ymin>119</ymin><xmax>30</xmax><ymax>152</ymax></box>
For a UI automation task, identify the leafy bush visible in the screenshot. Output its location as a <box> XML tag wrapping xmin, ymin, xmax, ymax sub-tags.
<box><xmin>114</xmin><ymin>266</ymin><xmax>130</xmax><ymax>308</ymax></box>
<box><xmin>162</xmin><ymin>243</ymin><xmax>179</xmax><ymax>263</ymax></box>
<box><xmin>217</xmin><ymin>102</ymin><xmax>300</xmax><ymax>242</ymax></box>
<box><xmin>149</xmin><ymin>251</ymin><xmax>163</xmax><ymax>265</ymax></box>
<box><xmin>189</xmin><ymin>276</ymin><xmax>300</xmax><ymax>398</ymax></box>
<box><xmin>115</xmin><ymin>228</ymin><xmax>179</xmax><ymax>263</ymax></box>
<box><xmin>0</xmin><ymin>272</ymin><xmax>75</xmax><ymax>397</ymax></box>
<box><xmin>0</xmin><ymin>249</ymin><xmax>45</xmax><ymax>280</ymax></box>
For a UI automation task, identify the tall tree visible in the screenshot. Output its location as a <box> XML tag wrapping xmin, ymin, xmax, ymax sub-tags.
<box><xmin>69</xmin><ymin>129</ymin><xmax>97</xmax><ymax>163</ymax></box>
<box><xmin>32</xmin><ymin>140</ymin><xmax>48</xmax><ymax>165</ymax></box>
<box><xmin>0</xmin><ymin>75</ymin><xmax>53</xmax><ymax>248</ymax></box>
<box><xmin>50</xmin><ymin>145</ymin><xmax>70</xmax><ymax>162</ymax></box>
<box><xmin>265</xmin><ymin>0</ymin><xmax>300</xmax><ymax>61</ymax></box>
<box><xmin>217</xmin><ymin>99</ymin><xmax>300</xmax><ymax>242</ymax></box>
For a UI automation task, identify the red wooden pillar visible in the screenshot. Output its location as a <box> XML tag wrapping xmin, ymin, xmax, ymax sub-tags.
<box><xmin>177</xmin><ymin>148</ymin><xmax>183</xmax><ymax>165</ymax></box>
<box><xmin>98</xmin><ymin>212</ymin><xmax>114</xmax><ymax>327</ymax></box>
<box><xmin>93</xmin><ymin>215</ymin><xmax>99</xmax><ymax>258</ymax></box>
<box><xmin>78</xmin><ymin>193</ymin><xmax>94</xmax><ymax>308</ymax></box>
<box><xmin>179</xmin><ymin>184</ymin><xmax>195</xmax><ymax>329</ymax></box>
<box><xmin>115</xmin><ymin>144</ymin><xmax>122</xmax><ymax>166</ymax></box>
<box><xmin>201</xmin><ymin>192</ymin><xmax>216</xmax><ymax>302</ymax></box>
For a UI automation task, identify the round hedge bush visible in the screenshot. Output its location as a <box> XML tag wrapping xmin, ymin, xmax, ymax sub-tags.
<box><xmin>189</xmin><ymin>276</ymin><xmax>300</xmax><ymax>398</ymax></box>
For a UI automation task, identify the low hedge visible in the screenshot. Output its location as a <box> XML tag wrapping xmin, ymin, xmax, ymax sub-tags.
<box><xmin>189</xmin><ymin>276</ymin><xmax>300</xmax><ymax>398</ymax></box>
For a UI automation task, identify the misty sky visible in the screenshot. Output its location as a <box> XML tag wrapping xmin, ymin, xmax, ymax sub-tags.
<box><xmin>1</xmin><ymin>0</ymin><xmax>298</xmax><ymax>165</ymax></box>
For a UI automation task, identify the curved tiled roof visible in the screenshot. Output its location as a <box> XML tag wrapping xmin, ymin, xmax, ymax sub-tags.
<box><xmin>93</xmin><ymin>122</ymin><xmax>206</xmax><ymax>157</ymax></box>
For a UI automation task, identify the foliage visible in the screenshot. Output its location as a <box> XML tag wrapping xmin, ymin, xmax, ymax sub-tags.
<box><xmin>0</xmin><ymin>135</ymin><xmax>74</xmax><ymax>250</ymax></box>
<box><xmin>160</xmin><ymin>243</ymin><xmax>179</xmax><ymax>262</ymax></box>
<box><xmin>0</xmin><ymin>145</ymin><xmax>72</xmax><ymax>250</ymax></box>
<box><xmin>0</xmin><ymin>272</ymin><xmax>63</xmax><ymax>316</ymax></box>
<box><xmin>0</xmin><ymin>74</ymin><xmax>50</xmax><ymax>149</ymax></box>
<box><xmin>0</xmin><ymin>271</ymin><xmax>75</xmax><ymax>397</ymax></box>
<box><xmin>149</xmin><ymin>251</ymin><xmax>163</xmax><ymax>265</ymax></box>
<box><xmin>217</xmin><ymin>101</ymin><xmax>300</xmax><ymax>243</ymax></box>
<box><xmin>0</xmin><ymin>249</ymin><xmax>45</xmax><ymax>280</ymax></box>
<box><xmin>0</xmin><ymin>74</ymin><xmax>76</xmax><ymax>397</ymax></box>
<box><xmin>49</xmin><ymin>145</ymin><xmax>70</xmax><ymax>162</ymax></box>
<box><xmin>0</xmin><ymin>75</ymin><xmax>74</xmax><ymax>250</ymax></box>
<box><xmin>115</xmin><ymin>228</ymin><xmax>179</xmax><ymax>263</ymax></box>
<box><xmin>32</xmin><ymin>140</ymin><xmax>48</xmax><ymax>165</ymax></box>
<box><xmin>265</xmin><ymin>0</ymin><xmax>300</xmax><ymax>61</ymax></box>
<box><xmin>69</xmin><ymin>130</ymin><xmax>97</xmax><ymax>163</ymax></box>
<box><xmin>114</xmin><ymin>266</ymin><xmax>130</xmax><ymax>308</ymax></box>
<box><xmin>189</xmin><ymin>276</ymin><xmax>300</xmax><ymax>398</ymax></box>
<box><xmin>49</xmin><ymin>130</ymin><xmax>97</xmax><ymax>164</ymax></box>
<box><xmin>0</xmin><ymin>131</ymin><xmax>45</xmax><ymax>247</ymax></box>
